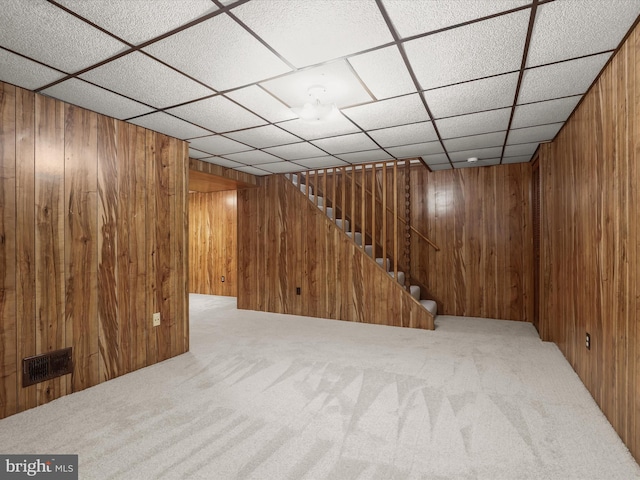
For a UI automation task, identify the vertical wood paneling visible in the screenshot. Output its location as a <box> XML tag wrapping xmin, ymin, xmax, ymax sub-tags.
<box><xmin>237</xmin><ymin>175</ymin><xmax>433</xmax><ymax>330</ymax></box>
<box><xmin>34</xmin><ymin>94</ymin><xmax>65</xmax><ymax>405</ymax></box>
<box><xmin>116</xmin><ymin>121</ymin><xmax>132</xmax><ymax>376</ymax></box>
<box><xmin>539</xmin><ymin>21</ymin><xmax>640</xmax><ymax>464</ymax></box>
<box><xmin>130</xmin><ymin>125</ymin><xmax>147</xmax><ymax>371</ymax></box>
<box><xmin>145</xmin><ymin>131</ymin><xmax>159</xmax><ymax>366</ymax></box>
<box><xmin>408</xmin><ymin>164</ymin><xmax>532</xmax><ymax>321</ymax></box>
<box><xmin>178</xmin><ymin>142</ymin><xmax>189</xmax><ymax>355</ymax></box>
<box><xmin>15</xmin><ymin>88</ymin><xmax>36</xmax><ymax>412</ymax></box>
<box><xmin>64</xmin><ymin>104</ymin><xmax>98</xmax><ymax>391</ymax></box>
<box><xmin>97</xmin><ymin>115</ymin><xmax>119</xmax><ymax>381</ymax></box>
<box><xmin>156</xmin><ymin>135</ymin><xmax>173</xmax><ymax>362</ymax></box>
<box><xmin>0</xmin><ymin>81</ymin><xmax>190</xmax><ymax>421</ymax></box>
<box><xmin>188</xmin><ymin>190</ymin><xmax>238</xmax><ymax>297</ymax></box>
<box><xmin>0</xmin><ymin>82</ymin><xmax>17</xmax><ymax>417</ymax></box>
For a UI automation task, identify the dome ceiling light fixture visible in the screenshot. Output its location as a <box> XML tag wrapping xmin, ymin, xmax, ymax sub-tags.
<box><xmin>467</xmin><ymin>156</ymin><xmax>479</xmax><ymax>163</ymax></box>
<box><xmin>291</xmin><ymin>85</ymin><xmax>338</xmax><ymax>122</ymax></box>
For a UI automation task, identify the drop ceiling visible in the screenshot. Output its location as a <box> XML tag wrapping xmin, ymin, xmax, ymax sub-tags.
<box><xmin>1</xmin><ymin>0</ymin><xmax>638</xmax><ymax>175</ymax></box>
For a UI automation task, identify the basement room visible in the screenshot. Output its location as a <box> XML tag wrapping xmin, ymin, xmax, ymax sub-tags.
<box><xmin>1</xmin><ymin>0</ymin><xmax>640</xmax><ymax>478</ymax></box>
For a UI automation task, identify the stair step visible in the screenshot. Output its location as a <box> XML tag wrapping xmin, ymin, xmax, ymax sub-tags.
<box><xmin>420</xmin><ymin>300</ymin><xmax>437</xmax><ymax>316</ymax></box>
<box><xmin>376</xmin><ymin>257</ymin><xmax>390</xmax><ymax>270</ymax></box>
<box><xmin>299</xmin><ymin>184</ymin><xmax>312</xmax><ymax>195</ymax></box>
<box><xmin>388</xmin><ymin>271</ymin><xmax>405</xmax><ymax>285</ymax></box>
<box><xmin>324</xmin><ymin>206</ymin><xmax>334</xmax><ymax>219</ymax></box>
<box><xmin>410</xmin><ymin>285</ymin><xmax>420</xmax><ymax>301</ymax></box>
<box><xmin>335</xmin><ymin>218</ymin><xmax>349</xmax><ymax>230</ymax></box>
<box><xmin>364</xmin><ymin>244</ymin><xmax>373</xmax><ymax>257</ymax></box>
<box><xmin>346</xmin><ymin>231</ymin><xmax>363</xmax><ymax>246</ymax></box>
<box><xmin>310</xmin><ymin>195</ymin><xmax>324</xmax><ymax>208</ymax></box>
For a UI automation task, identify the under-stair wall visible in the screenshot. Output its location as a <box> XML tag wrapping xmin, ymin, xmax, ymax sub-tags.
<box><xmin>237</xmin><ymin>174</ymin><xmax>433</xmax><ymax>329</ymax></box>
<box><xmin>308</xmin><ymin>162</ymin><xmax>534</xmax><ymax>322</ymax></box>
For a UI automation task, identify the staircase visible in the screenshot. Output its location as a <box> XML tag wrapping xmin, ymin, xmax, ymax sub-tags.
<box><xmin>286</xmin><ymin>172</ymin><xmax>437</xmax><ymax>319</ymax></box>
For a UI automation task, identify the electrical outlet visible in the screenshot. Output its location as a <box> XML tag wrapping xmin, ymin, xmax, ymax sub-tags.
<box><xmin>153</xmin><ymin>312</ymin><xmax>161</xmax><ymax>327</ymax></box>
<box><xmin>296</xmin><ymin>287</ymin><xmax>301</xmax><ymax>295</ymax></box>
<box><xmin>585</xmin><ymin>332</ymin><xmax>591</xmax><ymax>350</ymax></box>
<box><xmin>221</xmin><ymin>275</ymin><xmax>225</xmax><ymax>282</ymax></box>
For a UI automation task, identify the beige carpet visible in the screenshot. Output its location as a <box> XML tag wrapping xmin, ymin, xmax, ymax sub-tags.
<box><xmin>0</xmin><ymin>294</ymin><xmax>638</xmax><ymax>479</ymax></box>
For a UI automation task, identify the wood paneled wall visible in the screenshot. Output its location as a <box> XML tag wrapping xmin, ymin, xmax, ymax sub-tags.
<box><xmin>411</xmin><ymin>164</ymin><xmax>533</xmax><ymax>321</ymax></box>
<box><xmin>189</xmin><ymin>191</ymin><xmax>237</xmax><ymax>296</ymax></box>
<box><xmin>237</xmin><ymin>175</ymin><xmax>433</xmax><ymax>329</ymax></box>
<box><xmin>539</xmin><ymin>20</ymin><xmax>640</xmax><ymax>463</ymax></box>
<box><xmin>307</xmin><ymin>163</ymin><xmax>533</xmax><ymax>321</ymax></box>
<box><xmin>0</xmin><ymin>82</ymin><xmax>189</xmax><ymax>419</ymax></box>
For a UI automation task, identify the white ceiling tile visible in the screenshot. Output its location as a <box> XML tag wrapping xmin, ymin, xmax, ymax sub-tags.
<box><xmin>311</xmin><ymin>133</ymin><xmax>378</xmax><ymax>155</ymax></box>
<box><xmin>188</xmin><ymin>135</ymin><xmax>251</xmax><ymax>155</ymax></box>
<box><xmin>235</xmin><ymin>165</ymin><xmax>270</xmax><ymax>176</ymax></box>
<box><xmin>424</xmin><ymin>73</ymin><xmax>518</xmax><ymax>119</ymax></box>
<box><xmin>0</xmin><ymin>48</ymin><xmax>65</xmax><ymax>90</ymax></box>
<box><xmin>507</xmin><ymin>123</ymin><xmax>563</xmax><ymax>145</ymax></box>
<box><xmin>226</xmin><ymin>86</ymin><xmax>297</xmax><ymax>123</ymax></box>
<box><xmin>56</xmin><ymin>0</ymin><xmax>218</xmax><ymax>45</ymax></box>
<box><xmin>143</xmin><ymin>13</ymin><xmax>291</xmax><ymax>91</ymax></box>
<box><xmin>404</xmin><ymin>9</ymin><xmax>529</xmax><ymax>90</ymax></box>
<box><xmin>502</xmin><ymin>155</ymin><xmax>533</xmax><ymax>164</ymax></box>
<box><xmin>449</xmin><ymin>146</ymin><xmax>503</xmax><ymax>162</ymax></box>
<box><xmin>348</xmin><ymin>45</ymin><xmax>416</xmax><ymax>100</ymax></box>
<box><xmin>512</xmin><ymin>96</ymin><xmax>581</xmax><ymax>129</ymax></box>
<box><xmin>222</xmin><ymin>150</ymin><xmax>284</xmax><ymax>165</ymax></box>
<box><xmin>444</xmin><ymin>131</ymin><xmax>506</xmax><ymax>152</ymax></box>
<box><xmin>342</xmin><ymin>94</ymin><xmax>429</xmax><ymax>131</ymax></box>
<box><xmin>224</xmin><ymin>125</ymin><xmax>300</xmax><ymax>149</ymax></box>
<box><xmin>167</xmin><ymin>95</ymin><xmax>267</xmax><ymax>133</ymax></box>
<box><xmin>527</xmin><ymin>0</ymin><xmax>640</xmax><ymax>67</ymax></box>
<box><xmin>261</xmin><ymin>61</ymin><xmax>373</xmax><ymax>109</ymax></box>
<box><xmin>42</xmin><ymin>78</ymin><xmax>153</xmax><ymax>120</ymax></box>
<box><xmin>231</xmin><ymin>0</ymin><xmax>393</xmax><ymax>68</ymax></box>
<box><xmin>80</xmin><ymin>51</ymin><xmax>213</xmax><ymax>109</ymax></box>
<box><xmin>200</xmin><ymin>157</ymin><xmax>245</xmax><ymax>168</ymax></box>
<box><xmin>422</xmin><ymin>153</ymin><xmax>450</xmax><ymax>165</ymax></box>
<box><xmin>337</xmin><ymin>149</ymin><xmax>394</xmax><ymax>164</ymax></box>
<box><xmin>429</xmin><ymin>163</ymin><xmax>452</xmax><ymax>171</ymax></box>
<box><xmin>454</xmin><ymin>158</ymin><xmax>500</xmax><ymax>168</ymax></box>
<box><xmin>263</xmin><ymin>142</ymin><xmax>326</xmax><ymax>161</ymax></box>
<box><xmin>257</xmin><ymin>162</ymin><xmax>305</xmax><ymax>174</ymax></box>
<box><xmin>504</xmin><ymin>142</ymin><xmax>539</xmax><ymax>157</ymax></box>
<box><xmin>387</xmin><ymin>141</ymin><xmax>443</xmax><ymax>159</ymax></box>
<box><xmin>295</xmin><ymin>156</ymin><xmax>348</xmax><ymax>169</ymax></box>
<box><xmin>519</xmin><ymin>53</ymin><xmax>610</xmax><ymax>104</ymax></box>
<box><xmin>129</xmin><ymin>112</ymin><xmax>210</xmax><ymax>139</ymax></box>
<box><xmin>0</xmin><ymin>0</ymin><xmax>127</xmax><ymax>72</ymax></box>
<box><xmin>436</xmin><ymin>108</ymin><xmax>511</xmax><ymax>139</ymax></box>
<box><xmin>189</xmin><ymin>148</ymin><xmax>211</xmax><ymax>159</ymax></box>
<box><xmin>277</xmin><ymin>114</ymin><xmax>360</xmax><ymax>140</ymax></box>
<box><xmin>368</xmin><ymin>122</ymin><xmax>437</xmax><ymax>148</ymax></box>
<box><xmin>382</xmin><ymin>0</ymin><xmax>530</xmax><ymax>39</ymax></box>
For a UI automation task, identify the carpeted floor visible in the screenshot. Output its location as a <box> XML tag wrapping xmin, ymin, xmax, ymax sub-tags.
<box><xmin>0</xmin><ymin>294</ymin><xmax>638</xmax><ymax>479</ymax></box>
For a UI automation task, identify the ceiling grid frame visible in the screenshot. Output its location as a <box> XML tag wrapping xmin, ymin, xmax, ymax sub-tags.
<box><xmin>0</xmin><ymin>0</ymin><xmax>637</xmax><ymax>175</ymax></box>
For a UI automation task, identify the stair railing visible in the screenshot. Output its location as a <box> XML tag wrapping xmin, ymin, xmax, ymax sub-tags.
<box><xmin>293</xmin><ymin>160</ymin><xmax>438</xmax><ymax>293</ymax></box>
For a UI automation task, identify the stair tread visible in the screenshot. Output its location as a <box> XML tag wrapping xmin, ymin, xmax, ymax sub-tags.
<box><xmin>420</xmin><ymin>299</ymin><xmax>438</xmax><ymax>316</ymax></box>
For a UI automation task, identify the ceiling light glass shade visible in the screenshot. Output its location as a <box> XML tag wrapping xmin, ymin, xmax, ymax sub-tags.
<box><xmin>291</xmin><ymin>84</ymin><xmax>339</xmax><ymax>122</ymax></box>
<box><xmin>291</xmin><ymin>101</ymin><xmax>337</xmax><ymax>122</ymax></box>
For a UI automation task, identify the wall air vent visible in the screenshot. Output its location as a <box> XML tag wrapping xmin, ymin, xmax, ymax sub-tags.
<box><xmin>22</xmin><ymin>348</ymin><xmax>73</xmax><ymax>387</ymax></box>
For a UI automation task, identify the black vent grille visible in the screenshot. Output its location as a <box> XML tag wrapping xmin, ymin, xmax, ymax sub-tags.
<box><xmin>22</xmin><ymin>348</ymin><xmax>73</xmax><ymax>387</ymax></box>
